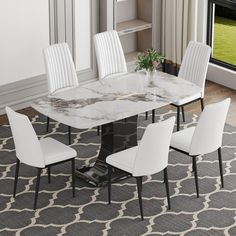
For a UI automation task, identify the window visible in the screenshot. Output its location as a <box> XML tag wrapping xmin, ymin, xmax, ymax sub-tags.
<box><xmin>207</xmin><ymin>0</ymin><xmax>236</xmax><ymax>70</ymax></box>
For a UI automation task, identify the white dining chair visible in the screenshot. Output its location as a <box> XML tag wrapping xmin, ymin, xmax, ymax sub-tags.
<box><xmin>44</xmin><ymin>43</ymin><xmax>79</xmax><ymax>94</ymax></box>
<box><xmin>172</xmin><ymin>41</ymin><xmax>211</xmax><ymax>131</ymax></box>
<box><xmin>106</xmin><ymin>117</ymin><xmax>175</xmax><ymax>221</ymax></box>
<box><xmin>6</xmin><ymin>107</ymin><xmax>77</xmax><ymax>210</ymax></box>
<box><xmin>94</xmin><ymin>30</ymin><xmax>151</xmax><ymax>120</ymax></box>
<box><xmin>94</xmin><ymin>30</ymin><xmax>127</xmax><ymax>80</ymax></box>
<box><xmin>43</xmin><ymin>43</ymin><xmax>100</xmax><ymax>139</ymax></box>
<box><xmin>43</xmin><ymin>43</ymin><xmax>78</xmax><ymax>143</ymax></box>
<box><xmin>170</xmin><ymin>98</ymin><xmax>230</xmax><ymax>198</ymax></box>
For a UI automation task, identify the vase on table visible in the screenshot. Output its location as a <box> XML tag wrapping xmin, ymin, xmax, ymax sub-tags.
<box><xmin>146</xmin><ymin>70</ymin><xmax>156</xmax><ymax>86</ymax></box>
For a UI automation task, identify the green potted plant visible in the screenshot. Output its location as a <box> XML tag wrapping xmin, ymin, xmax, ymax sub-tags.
<box><xmin>135</xmin><ymin>48</ymin><xmax>165</xmax><ymax>85</ymax></box>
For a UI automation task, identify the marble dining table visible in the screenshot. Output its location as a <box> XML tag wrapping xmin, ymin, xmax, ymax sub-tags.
<box><xmin>32</xmin><ymin>71</ymin><xmax>202</xmax><ymax>186</ymax></box>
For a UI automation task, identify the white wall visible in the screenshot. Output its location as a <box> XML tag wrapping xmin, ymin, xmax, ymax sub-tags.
<box><xmin>0</xmin><ymin>0</ymin><xmax>50</xmax><ymax>86</ymax></box>
<box><xmin>208</xmin><ymin>63</ymin><xmax>236</xmax><ymax>89</ymax></box>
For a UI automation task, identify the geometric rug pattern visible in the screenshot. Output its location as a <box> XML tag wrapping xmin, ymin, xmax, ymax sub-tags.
<box><xmin>1</xmin><ymin>109</ymin><xmax>236</xmax><ymax>236</ymax></box>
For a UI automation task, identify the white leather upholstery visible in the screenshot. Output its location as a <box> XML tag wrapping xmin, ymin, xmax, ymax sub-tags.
<box><xmin>43</xmin><ymin>43</ymin><xmax>79</xmax><ymax>94</ymax></box>
<box><xmin>106</xmin><ymin>147</ymin><xmax>138</xmax><ymax>174</ymax></box>
<box><xmin>6</xmin><ymin>107</ymin><xmax>77</xmax><ymax>168</ymax></box>
<box><xmin>106</xmin><ymin>117</ymin><xmax>175</xmax><ymax>177</ymax></box>
<box><xmin>6</xmin><ymin>107</ymin><xmax>45</xmax><ymax>168</ymax></box>
<box><xmin>40</xmin><ymin>138</ymin><xmax>77</xmax><ymax>165</ymax></box>
<box><xmin>171</xmin><ymin>127</ymin><xmax>195</xmax><ymax>153</ymax></box>
<box><xmin>190</xmin><ymin>98</ymin><xmax>230</xmax><ymax>155</ymax></box>
<box><xmin>171</xmin><ymin>98</ymin><xmax>231</xmax><ymax>156</ymax></box>
<box><xmin>173</xmin><ymin>41</ymin><xmax>211</xmax><ymax>106</ymax></box>
<box><xmin>173</xmin><ymin>93</ymin><xmax>202</xmax><ymax>106</ymax></box>
<box><xmin>94</xmin><ymin>30</ymin><xmax>127</xmax><ymax>80</ymax></box>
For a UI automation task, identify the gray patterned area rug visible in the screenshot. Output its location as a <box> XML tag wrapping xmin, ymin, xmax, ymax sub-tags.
<box><xmin>1</xmin><ymin>109</ymin><xmax>236</xmax><ymax>236</ymax></box>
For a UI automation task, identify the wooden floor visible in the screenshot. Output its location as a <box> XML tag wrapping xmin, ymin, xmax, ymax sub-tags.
<box><xmin>1</xmin><ymin>80</ymin><xmax>236</xmax><ymax>126</ymax></box>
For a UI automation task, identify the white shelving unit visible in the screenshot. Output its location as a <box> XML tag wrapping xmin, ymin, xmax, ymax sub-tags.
<box><xmin>100</xmin><ymin>0</ymin><xmax>159</xmax><ymax>71</ymax></box>
<box><xmin>116</xmin><ymin>19</ymin><xmax>152</xmax><ymax>36</ymax></box>
<box><xmin>115</xmin><ymin>0</ymin><xmax>153</xmax><ymax>69</ymax></box>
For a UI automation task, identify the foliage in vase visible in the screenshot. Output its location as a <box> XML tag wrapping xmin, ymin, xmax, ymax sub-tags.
<box><xmin>135</xmin><ymin>48</ymin><xmax>165</xmax><ymax>72</ymax></box>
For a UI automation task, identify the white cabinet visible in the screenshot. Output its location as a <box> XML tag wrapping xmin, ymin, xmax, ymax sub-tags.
<box><xmin>100</xmin><ymin>0</ymin><xmax>160</xmax><ymax>71</ymax></box>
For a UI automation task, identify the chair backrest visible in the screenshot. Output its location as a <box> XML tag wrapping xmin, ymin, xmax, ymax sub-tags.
<box><xmin>178</xmin><ymin>41</ymin><xmax>211</xmax><ymax>96</ymax></box>
<box><xmin>190</xmin><ymin>98</ymin><xmax>231</xmax><ymax>155</ymax></box>
<box><xmin>133</xmin><ymin>117</ymin><xmax>175</xmax><ymax>177</ymax></box>
<box><xmin>43</xmin><ymin>43</ymin><xmax>79</xmax><ymax>94</ymax></box>
<box><xmin>6</xmin><ymin>107</ymin><xmax>45</xmax><ymax>168</ymax></box>
<box><xmin>94</xmin><ymin>30</ymin><xmax>127</xmax><ymax>80</ymax></box>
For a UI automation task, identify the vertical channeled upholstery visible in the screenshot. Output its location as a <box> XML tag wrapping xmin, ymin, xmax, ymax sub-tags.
<box><xmin>43</xmin><ymin>43</ymin><xmax>78</xmax><ymax>94</ymax></box>
<box><xmin>94</xmin><ymin>30</ymin><xmax>127</xmax><ymax>80</ymax></box>
<box><xmin>6</xmin><ymin>107</ymin><xmax>45</xmax><ymax>168</ymax></box>
<box><xmin>178</xmin><ymin>41</ymin><xmax>211</xmax><ymax>97</ymax></box>
<box><xmin>190</xmin><ymin>98</ymin><xmax>231</xmax><ymax>155</ymax></box>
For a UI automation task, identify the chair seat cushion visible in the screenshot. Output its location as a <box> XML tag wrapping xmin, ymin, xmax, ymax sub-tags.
<box><xmin>171</xmin><ymin>127</ymin><xmax>195</xmax><ymax>153</ymax></box>
<box><xmin>40</xmin><ymin>138</ymin><xmax>77</xmax><ymax>166</ymax></box>
<box><xmin>106</xmin><ymin>146</ymin><xmax>138</xmax><ymax>174</ymax></box>
<box><xmin>172</xmin><ymin>92</ymin><xmax>202</xmax><ymax>106</ymax></box>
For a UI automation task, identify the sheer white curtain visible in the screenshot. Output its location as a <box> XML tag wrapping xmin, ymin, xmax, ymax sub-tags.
<box><xmin>161</xmin><ymin>0</ymin><xmax>208</xmax><ymax>72</ymax></box>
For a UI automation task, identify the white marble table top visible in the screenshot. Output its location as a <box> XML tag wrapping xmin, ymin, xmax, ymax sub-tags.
<box><xmin>32</xmin><ymin>71</ymin><xmax>202</xmax><ymax>129</ymax></box>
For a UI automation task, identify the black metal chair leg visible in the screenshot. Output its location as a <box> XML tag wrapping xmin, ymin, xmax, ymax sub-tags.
<box><xmin>13</xmin><ymin>159</ymin><xmax>20</xmax><ymax>198</ymax></box>
<box><xmin>72</xmin><ymin>158</ymin><xmax>75</xmax><ymax>197</ymax></box>
<box><xmin>145</xmin><ymin>112</ymin><xmax>148</xmax><ymax>120</ymax></box>
<box><xmin>152</xmin><ymin>109</ymin><xmax>155</xmax><ymax>123</ymax></box>
<box><xmin>181</xmin><ymin>106</ymin><xmax>185</xmax><ymax>122</ymax></box>
<box><xmin>218</xmin><ymin>147</ymin><xmax>224</xmax><ymax>188</ymax></box>
<box><xmin>46</xmin><ymin>117</ymin><xmax>50</xmax><ymax>132</ymax></box>
<box><xmin>48</xmin><ymin>167</ymin><xmax>51</xmax><ymax>184</ymax></box>
<box><xmin>192</xmin><ymin>157</ymin><xmax>195</xmax><ymax>173</ymax></box>
<box><xmin>140</xmin><ymin>176</ymin><xmax>143</xmax><ymax>192</ymax></box>
<box><xmin>176</xmin><ymin>106</ymin><xmax>180</xmax><ymax>131</ymax></box>
<box><xmin>164</xmin><ymin>168</ymin><xmax>171</xmax><ymax>210</ymax></box>
<box><xmin>34</xmin><ymin>168</ymin><xmax>42</xmax><ymax>210</ymax></box>
<box><xmin>136</xmin><ymin>177</ymin><xmax>144</xmax><ymax>221</ymax></box>
<box><xmin>68</xmin><ymin>126</ymin><xmax>71</xmax><ymax>145</ymax></box>
<box><xmin>163</xmin><ymin>170</ymin><xmax>166</xmax><ymax>183</ymax></box>
<box><xmin>97</xmin><ymin>126</ymin><xmax>100</xmax><ymax>136</ymax></box>
<box><xmin>200</xmin><ymin>98</ymin><xmax>204</xmax><ymax>111</ymax></box>
<box><xmin>192</xmin><ymin>156</ymin><xmax>199</xmax><ymax>198</ymax></box>
<box><xmin>108</xmin><ymin>165</ymin><xmax>112</xmax><ymax>204</ymax></box>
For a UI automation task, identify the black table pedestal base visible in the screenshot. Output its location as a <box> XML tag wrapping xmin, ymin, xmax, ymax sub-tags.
<box><xmin>76</xmin><ymin>116</ymin><xmax>138</xmax><ymax>186</ymax></box>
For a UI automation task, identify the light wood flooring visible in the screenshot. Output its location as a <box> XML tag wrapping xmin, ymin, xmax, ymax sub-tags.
<box><xmin>1</xmin><ymin>81</ymin><xmax>236</xmax><ymax>126</ymax></box>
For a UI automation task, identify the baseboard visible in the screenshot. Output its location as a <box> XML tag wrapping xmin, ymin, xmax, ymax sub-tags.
<box><xmin>0</xmin><ymin>75</ymin><xmax>98</xmax><ymax>115</ymax></box>
<box><xmin>0</xmin><ymin>75</ymin><xmax>48</xmax><ymax>115</ymax></box>
<box><xmin>207</xmin><ymin>63</ymin><xmax>236</xmax><ymax>90</ymax></box>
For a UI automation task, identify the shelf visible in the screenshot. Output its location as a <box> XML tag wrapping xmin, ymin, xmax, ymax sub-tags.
<box><xmin>125</xmin><ymin>51</ymin><xmax>140</xmax><ymax>63</ymax></box>
<box><xmin>117</xmin><ymin>19</ymin><xmax>152</xmax><ymax>36</ymax></box>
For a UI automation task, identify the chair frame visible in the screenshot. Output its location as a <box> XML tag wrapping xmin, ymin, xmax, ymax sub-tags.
<box><xmin>170</xmin><ymin>146</ymin><xmax>224</xmax><ymax>198</ymax></box>
<box><xmin>107</xmin><ymin>165</ymin><xmax>171</xmax><ymax>221</ymax></box>
<box><xmin>13</xmin><ymin>157</ymin><xmax>76</xmax><ymax>210</ymax></box>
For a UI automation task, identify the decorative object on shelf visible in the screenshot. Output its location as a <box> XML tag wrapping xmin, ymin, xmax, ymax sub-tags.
<box><xmin>135</xmin><ymin>48</ymin><xmax>165</xmax><ymax>85</ymax></box>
